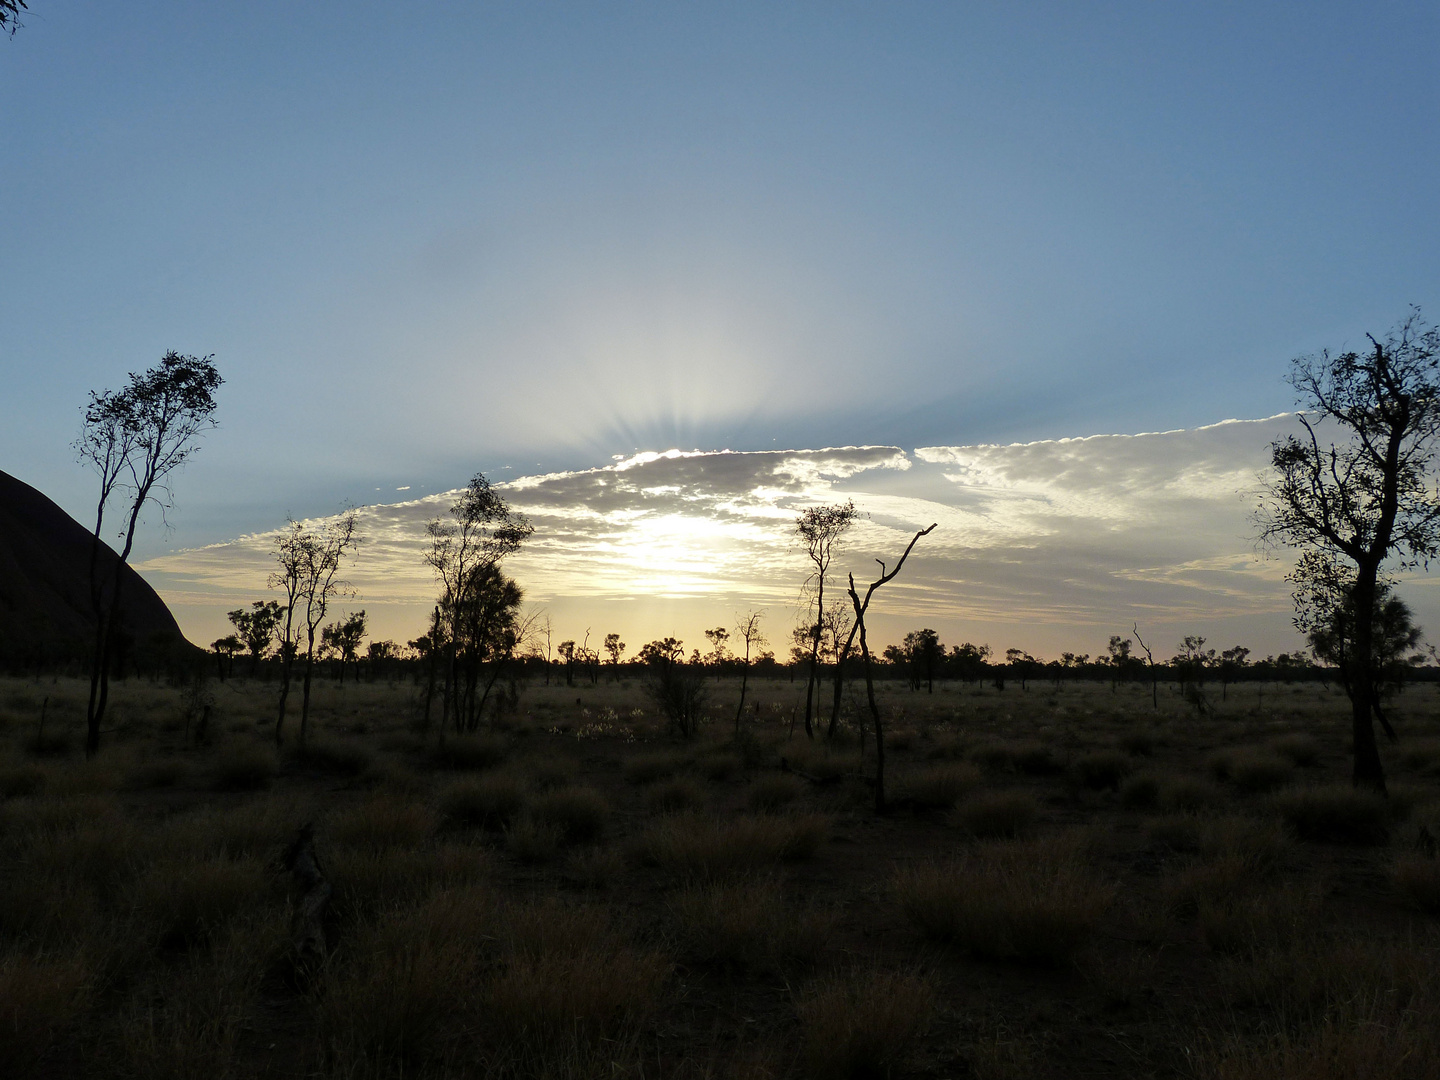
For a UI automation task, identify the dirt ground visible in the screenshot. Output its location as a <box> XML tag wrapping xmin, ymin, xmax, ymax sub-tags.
<box><xmin>2</xmin><ymin>670</ymin><xmax>1439</xmax><ymax>1078</ymax></box>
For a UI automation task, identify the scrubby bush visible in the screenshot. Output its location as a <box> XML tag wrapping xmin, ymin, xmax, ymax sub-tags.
<box><xmin>529</xmin><ymin>787</ymin><xmax>608</xmax><ymax>844</ymax></box>
<box><xmin>1393</xmin><ymin>853</ymin><xmax>1440</xmax><ymax>914</ymax></box>
<box><xmin>635</xmin><ymin>813</ymin><xmax>827</xmax><ymax>879</ymax></box>
<box><xmin>1120</xmin><ymin>773</ymin><xmax>1161</xmax><ymax>810</ymax></box>
<box><xmin>1275</xmin><ymin>785</ymin><xmax>1390</xmax><ymax>845</ymax></box>
<box><xmin>432</xmin><ymin>734</ymin><xmax>508</xmax><ymax>771</ymax></box>
<box><xmin>672</xmin><ymin>878</ymin><xmax>832</xmax><ymax>971</ymax></box>
<box><xmin>796</xmin><ymin>969</ymin><xmax>933</xmax><ymax>1079</ymax></box>
<box><xmin>900</xmin><ymin>762</ymin><xmax>982</xmax><ymax>809</ymax></box>
<box><xmin>646</xmin><ymin>777</ymin><xmax>705</xmax><ymax>814</ymax></box>
<box><xmin>1074</xmin><ymin>750</ymin><xmax>1133</xmax><ymax>791</ymax></box>
<box><xmin>210</xmin><ymin>743</ymin><xmax>276</xmax><ymax>791</ymax></box>
<box><xmin>623</xmin><ymin>751</ymin><xmax>688</xmax><ymax>785</ymax></box>
<box><xmin>292</xmin><ymin>738</ymin><xmax>372</xmax><ymax>777</ymax></box>
<box><xmin>1228</xmin><ymin>752</ymin><xmax>1293</xmax><ymax>795</ymax></box>
<box><xmin>746</xmin><ymin>773</ymin><xmax>804</xmax><ymax>813</ymax></box>
<box><xmin>896</xmin><ymin>835</ymin><xmax>1111</xmax><ymax>965</ymax></box>
<box><xmin>1270</xmin><ymin>733</ymin><xmax>1320</xmax><ymax>767</ymax></box>
<box><xmin>439</xmin><ymin>775</ymin><xmax>525</xmax><ymax>829</ymax></box>
<box><xmin>953</xmin><ymin>790</ymin><xmax>1038</xmax><ymax>838</ymax></box>
<box><xmin>329</xmin><ymin>793</ymin><xmax>438</xmax><ymax>852</ymax></box>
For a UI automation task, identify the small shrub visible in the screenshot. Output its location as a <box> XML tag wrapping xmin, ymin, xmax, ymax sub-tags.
<box><xmin>1197</xmin><ymin>883</ymin><xmax>1320</xmax><ymax>954</ymax></box>
<box><xmin>506</xmin><ymin>815</ymin><xmax>564</xmax><ymax>864</ymax></box>
<box><xmin>1275</xmin><ymin>785</ymin><xmax>1390</xmax><ymax>845</ymax></box>
<box><xmin>1393</xmin><ymin>853</ymin><xmax>1440</xmax><ymax>913</ymax></box>
<box><xmin>1120</xmin><ymin>773</ymin><xmax>1161</xmax><ymax>810</ymax></box>
<box><xmin>566</xmin><ymin>846</ymin><xmax>624</xmax><ymax>890</ymax></box>
<box><xmin>924</xmin><ymin>733</ymin><xmax>968</xmax><ymax>761</ymax></box>
<box><xmin>646</xmin><ymin>777</ymin><xmax>705</xmax><ymax>814</ymax></box>
<box><xmin>0</xmin><ymin>949</ymin><xmax>92</xmax><ymax>1074</ymax></box>
<box><xmin>132</xmin><ymin>856</ymin><xmax>269</xmax><ymax>947</ymax></box>
<box><xmin>635</xmin><ymin>813</ymin><xmax>827</xmax><ymax>879</ymax></box>
<box><xmin>210</xmin><ymin>743</ymin><xmax>276</xmax><ymax>791</ymax></box>
<box><xmin>896</xmin><ymin>834</ymin><xmax>1111</xmax><ymax>965</ymax></box>
<box><xmin>953</xmin><ymin>790</ymin><xmax>1038</xmax><ymax>838</ymax></box>
<box><xmin>0</xmin><ymin>765</ymin><xmax>45</xmax><ymax>799</ymax></box>
<box><xmin>900</xmin><ymin>762</ymin><xmax>982</xmax><ymax>809</ymax></box>
<box><xmin>699</xmin><ymin>752</ymin><xmax>741</xmax><ymax>781</ymax></box>
<box><xmin>1162</xmin><ymin>777</ymin><xmax>1224</xmax><ymax>813</ymax></box>
<box><xmin>1119</xmin><ymin>731</ymin><xmax>1155</xmax><ymax>757</ymax></box>
<box><xmin>1270</xmin><ymin>733</ymin><xmax>1320</xmax><ymax>767</ymax></box>
<box><xmin>672</xmin><ymin>878</ymin><xmax>833</xmax><ymax>971</ymax></box>
<box><xmin>293</xmin><ymin>738</ymin><xmax>373</xmax><ymax>777</ymax></box>
<box><xmin>885</xmin><ymin>728</ymin><xmax>916</xmax><ymax>752</ymax></box>
<box><xmin>1228</xmin><ymin>752</ymin><xmax>1293</xmax><ymax>795</ymax></box>
<box><xmin>1074</xmin><ymin>750</ymin><xmax>1133</xmax><ymax>791</ymax></box>
<box><xmin>796</xmin><ymin>969</ymin><xmax>933</xmax><ymax>1079</ymax></box>
<box><xmin>319</xmin><ymin>886</ymin><xmax>494</xmax><ymax>1065</ymax></box>
<box><xmin>123</xmin><ymin>758</ymin><xmax>189</xmax><ymax>791</ymax></box>
<box><xmin>329</xmin><ymin>793</ymin><xmax>438</xmax><ymax>852</ymax></box>
<box><xmin>1399</xmin><ymin>738</ymin><xmax>1440</xmax><ymax>774</ymax></box>
<box><xmin>1012</xmin><ymin>742</ymin><xmax>1063</xmax><ymax>776</ymax></box>
<box><xmin>432</xmin><ymin>734</ymin><xmax>508</xmax><ymax>771</ymax></box>
<box><xmin>622</xmin><ymin>751</ymin><xmax>688</xmax><ymax>785</ymax></box>
<box><xmin>747</xmin><ymin>774</ymin><xmax>804</xmax><ymax>813</ymax></box>
<box><xmin>439</xmin><ymin>775</ymin><xmax>525</xmax><ymax>829</ymax></box>
<box><xmin>486</xmin><ymin>906</ymin><xmax>669</xmax><ymax>1054</ymax></box>
<box><xmin>529</xmin><ymin>787</ymin><xmax>608</xmax><ymax>844</ymax></box>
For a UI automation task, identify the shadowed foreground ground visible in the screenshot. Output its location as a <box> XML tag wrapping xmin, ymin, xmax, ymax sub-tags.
<box><xmin>2</xmin><ymin>672</ymin><xmax>1439</xmax><ymax>1078</ymax></box>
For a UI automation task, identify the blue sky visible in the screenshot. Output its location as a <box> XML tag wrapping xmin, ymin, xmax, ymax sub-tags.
<box><xmin>4</xmin><ymin>3</ymin><xmax>1439</xmax><ymax>654</ymax></box>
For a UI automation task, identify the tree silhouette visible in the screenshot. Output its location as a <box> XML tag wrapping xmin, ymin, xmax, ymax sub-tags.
<box><xmin>2</xmin><ymin>1</ymin><xmax>28</xmax><ymax>37</ymax></box>
<box><xmin>733</xmin><ymin>611</ymin><xmax>766</xmax><ymax>734</ymax></box>
<box><xmin>425</xmin><ymin>474</ymin><xmax>532</xmax><ymax>732</ymax></box>
<box><xmin>321</xmin><ymin>610</ymin><xmax>367</xmax><ymax>685</ymax></box>
<box><xmin>270</xmin><ymin>512</ymin><xmax>360</xmax><ymax>748</ymax></box>
<box><xmin>846</xmin><ymin>523</ymin><xmax>936</xmax><ymax>812</ymax></box>
<box><xmin>796</xmin><ymin>500</ymin><xmax>856</xmax><ymax>739</ymax></box>
<box><xmin>228</xmin><ymin>600</ymin><xmax>282</xmax><ymax>675</ymax></box>
<box><xmin>1258</xmin><ymin>310</ymin><xmax>1440</xmax><ymax>792</ymax></box>
<box><xmin>76</xmin><ymin>351</ymin><xmax>221</xmax><ymax>756</ymax></box>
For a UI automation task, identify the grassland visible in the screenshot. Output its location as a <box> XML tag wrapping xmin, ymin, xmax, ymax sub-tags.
<box><xmin>2</xmin><ymin>671</ymin><xmax>1439</xmax><ymax>1078</ymax></box>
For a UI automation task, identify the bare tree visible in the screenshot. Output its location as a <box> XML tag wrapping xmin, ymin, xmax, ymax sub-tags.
<box><xmin>270</xmin><ymin>512</ymin><xmax>360</xmax><ymax>748</ymax></box>
<box><xmin>733</xmin><ymin>610</ymin><xmax>766</xmax><ymax>734</ymax></box>
<box><xmin>1</xmin><ymin>1</ymin><xmax>28</xmax><ymax>37</ymax></box>
<box><xmin>1132</xmin><ymin>624</ymin><xmax>1159</xmax><ymax>709</ymax></box>
<box><xmin>1258</xmin><ymin>310</ymin><xmax>1440</xmax><ymax>793</ymax></box>
<box><xmin>75</xmin><ymin>351</ymin><xmax>222</xmax><ymax>756</ymax></box>
<box><xmin>846</xmin><ymin>523</ymin><xmax>936</xmax><ymax>812</ymax></box>
<box><xmin>796</xmin><ymin>500</ymin><xmax>856</xmax><ymax>739</ymax></box>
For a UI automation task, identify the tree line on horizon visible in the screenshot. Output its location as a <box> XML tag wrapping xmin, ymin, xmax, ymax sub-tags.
<box><xmin>64</xmin><ymin>309</ymin><xmax>1440</xmax><ymax>796</ymax></box>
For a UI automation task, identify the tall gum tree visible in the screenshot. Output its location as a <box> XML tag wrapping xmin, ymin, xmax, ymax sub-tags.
<box><xmin>76</xmin><ymin>352</ymin><xmax>222</xmax><ymax>757</ymax></box>
<box><xmin>1258</xmin><ymin>309</ymin><xmax>1440</xmax><ymax>793</ymax></box>
<box><xmin>795</xmin><ymin>500</ymin><xmax>855</xmax><ymax>739</ymax></box>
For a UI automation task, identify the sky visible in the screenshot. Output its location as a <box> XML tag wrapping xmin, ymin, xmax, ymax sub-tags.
<box><xmin>4</xmin><ymin>3</ymin><xmax>1440</xmax><ymax>659</ymax></box>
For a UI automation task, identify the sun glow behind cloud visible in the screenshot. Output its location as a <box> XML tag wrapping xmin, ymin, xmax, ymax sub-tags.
<box><xmin>135</xmin><ymin>416</ymin><xmax>1430</xmax><ymax>658</ymax></box>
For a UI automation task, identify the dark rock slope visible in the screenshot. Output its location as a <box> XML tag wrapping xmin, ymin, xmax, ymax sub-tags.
<box><xmin>0</xmin><ymin>469</ymin><xmax>190</xmax><ymax>666</ymax></box>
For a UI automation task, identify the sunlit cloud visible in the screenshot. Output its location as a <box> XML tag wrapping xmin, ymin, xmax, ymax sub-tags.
<box><xmin>137</xmin><ymin>415</ymin><xmax>1418</xmax><ymax>657</ymax></box>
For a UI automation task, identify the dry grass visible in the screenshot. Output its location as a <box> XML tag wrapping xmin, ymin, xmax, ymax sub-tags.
<box><xmin>899</xmin><ymin>761</ymin><xmax>982</xmax><ymax>808</ymax></box>
<box><xmin>795</xmin><ymin>968</ymin><xmax>933</xmax><ymax>1079</ymax></box>
<box><xmin>1394</xmin><ymin>854</ymin><xmax>1440</xmax><ymax>914</ymax></box>
<box><xmin>0</xmin><ymin>948</ymin><xmax>92</xmax><ymax>1076</ymax></box>
<box><xmin>671</xmin><ymin>877</ymin><xmax>834</xmax><ymax>971</ymax></box>
<box><xmin>1073</xmin><ymin>750</ymin><xmax>1134</xmax><ymax>791</ymax></box>
<box><xmin>1227</xmin><ymin>751</ymin><xmax>1294</xmax><ymax>795</ymax></box>
<box><xmin>896</xmin><ymin>834</ymin><xmax>1112</xmax><ymax>965</ymax></box>
<box><xmin>746</xmin><ymin>773</ymin><xmax>804</xmax><ymax>812</ymax></box>
<box><xmin>209</xmin><ymin>743</ymin><xmax>276</xmax><ymax>791</ymax></box>
<box><xmin>328</xmin><ymin>792</ymin><xmax>438</xmax><ymax>852</ymax></box>
<box><xmin>953</xmin><ymin>790</ymin><xmax>1038</xmax><ymax>838</ymax></box>
<box><xmin>647</xmin><ymin>776</ymin><xmax>707</xmax><ymax>813</ymax></box>
<box><xmin>635</xmin><ymin>812</ymin><xmax>827</xmax><ymax>879</ymax></box>
<box><xmin>439</xmin><ymin>774</ymin><xmax>526</xmax><ymax>828</ymax></box>
<box><xmin>1274</xmin><ymin>784</ymin><xmax>1391</xmax><ymax>845</ymax></box>
<box><xmin>528</xmin><ymin>786</ymin><xmax>609</xmax><ymax>843</ymax></box>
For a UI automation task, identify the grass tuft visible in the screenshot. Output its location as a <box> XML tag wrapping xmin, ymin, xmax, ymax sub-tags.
<box><xmin>796</xmin><ymin>969</ymin><xmax>933</xmax><ymax>1079</ymax></box>
<box><xmin>1274</xmin><ymin>785</ymin><xmax>1390</xmax><ymax>845</ymax></box>
<box><xmin>896</xmin><ymin>834</ymin><xmax>1111</xmax><ymax>965</ymax></box>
